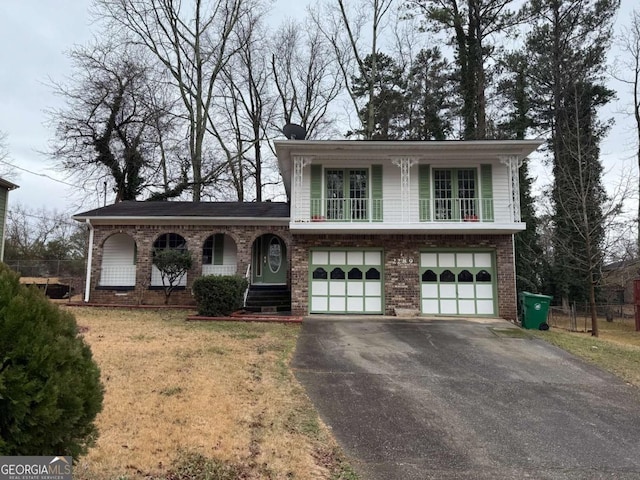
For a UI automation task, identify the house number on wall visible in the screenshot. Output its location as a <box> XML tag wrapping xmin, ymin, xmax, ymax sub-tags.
<box><xmin>390</xmin><ymin>254</ymin><xmax>414</xmax><ymax>265</ymax></box>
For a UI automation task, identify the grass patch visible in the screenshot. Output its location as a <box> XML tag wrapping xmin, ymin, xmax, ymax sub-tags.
<box><xmin>158</xmin><ymin>386</ymin><xmax>183</xmax><ymax>397</ymax></box>
<box><xmin>530</xmin><ymin>319</ymin><xmax>640</xmax><ymax>387</ymax></box>
<box><xmin>69</xmin><ymin>307</ymin><xmax>355</xmax><ymax>480</ymax></box>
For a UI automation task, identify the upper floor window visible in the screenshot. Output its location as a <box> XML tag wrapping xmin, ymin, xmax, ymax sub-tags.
<box><xmin>433</xmin><ymin>168</ymin><xmax>477</xmax><ymax>221</ymax></box>
<box><xmin>326</xmin><ymin>169</ymin><xmax>368</xmax><ymax>220</ymax></box>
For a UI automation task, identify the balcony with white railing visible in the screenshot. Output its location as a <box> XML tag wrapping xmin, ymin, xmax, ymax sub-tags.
<box><xmin>419</xmin><ymin>198</ymin><xmax>495</xmax><ymax>223</ymax></box>
<box><xmin>291</xmin><ymin>196</ymin><xmax>524</xmax><ymax>234</ymax></box>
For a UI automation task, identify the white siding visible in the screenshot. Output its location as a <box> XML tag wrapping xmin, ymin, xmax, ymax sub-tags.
<box><xmin>491</xmin><ymin>162</ymin><xmax>511</xmax><ymax>222</ymax></box>
<box><xmin>296</xmin><ymin>157</ymin><xmax>517</xmax><ymax>226</ymax></box>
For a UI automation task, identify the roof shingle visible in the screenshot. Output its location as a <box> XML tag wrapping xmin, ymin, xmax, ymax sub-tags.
<box><xmin>74</xmin><ymin>201</ymin><xmax>290</xmax><ymax>219</ymax></box>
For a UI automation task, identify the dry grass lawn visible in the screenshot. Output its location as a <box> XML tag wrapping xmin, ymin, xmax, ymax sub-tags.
<box><xmin>531</xmin><ymin>312</ymin><xmax>640</xmax><ymax>387</ymax></box>
<box><xmin>68</xmin><ymin>307</ymin><xmax>355</xmax><ymax>480</ymax></box>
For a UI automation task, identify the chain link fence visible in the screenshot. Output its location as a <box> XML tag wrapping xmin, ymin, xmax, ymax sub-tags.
<box><xmin>6</xmin><ymin>259</ymin><xmax>86</xmax><ymax>301</ymax></box>
<box><xmin>548</xmin><ymin>302</ymin><xmax>636</xmax><ymax>332</ymax></box>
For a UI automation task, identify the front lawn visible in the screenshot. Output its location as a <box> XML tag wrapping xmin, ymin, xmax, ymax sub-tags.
<box><xmin>69</xmin><ymin>307</ymin><xmax>355</xmax><ymax>480</ymax></box>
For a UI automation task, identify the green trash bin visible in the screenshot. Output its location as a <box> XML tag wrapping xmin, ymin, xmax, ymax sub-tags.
<box><xmin>519</xmin><ymin>292</ymin><xmax>552</xmax><ymax>330</ymax></box>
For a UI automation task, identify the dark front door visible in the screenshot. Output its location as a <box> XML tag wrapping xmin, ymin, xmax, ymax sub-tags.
<box><xmin>252</xmin><ymin>234</ymin><xmax>287</xmax><ymax>284</ymax></box>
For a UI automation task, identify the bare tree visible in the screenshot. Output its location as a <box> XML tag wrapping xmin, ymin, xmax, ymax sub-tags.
<box><xmin>49</xmin><ymin>42</ymin><xmax>179</xmax><ymax>202</ymax></box>
<box><xmin>270</xmin><ymin>19</ymin><xmax>343</xmax><ymax>139</ymax></box>
<box><xmin>614</xmin><ymin>9</ymin><xmax>640</xmax><ymax>249</ymax></box>
<box><xmin>212</xmin><ymin>5</ymin><xmax>274</xmax><ymax>201</ymax></box>
<box><xmin>0</xmin><ymin>131</ymin><xmax>18</xmax><ymax>180</ymax></box>
<box><xmin>311</xmin><ymin>0</ymin><xmax>396</xmax><ymax>139</ymax></box>
<box><xmin>96</xmin><ymin>0</ymin><xmax>252</xmax><ymax>201</ymax></box>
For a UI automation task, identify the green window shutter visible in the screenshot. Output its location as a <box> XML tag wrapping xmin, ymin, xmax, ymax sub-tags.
<box><xmin>480</xmin><ymin>164</ymin><xmax>493</xmax><ymax>221</ymax></box>
<box><xmin>310</xmin><ymin>164</ymin><xmax>322</xmax><ymax>218</ymax></box>
<box><xmin>213</xmin><ymin>233</ymin><xmax>225</xmax><ymax>265</ymax></box>
<box><xmin>371</xmin><ymin>165</ymin><xmax>383</xmax><ymax>221</ymax></box>
<box><xmin>419</xmin><ymin>164</ymin><xmax>430</xmax><ymax>221</ymax></box>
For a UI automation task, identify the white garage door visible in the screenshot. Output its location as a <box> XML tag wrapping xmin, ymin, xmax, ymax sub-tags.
<box><xmin>420</xmin><ymin>251</ymin><xmax>496</xmax><ymax>316</ymax></box>
<box><xmin>310</xmin><ymin>249</ymin><xmax>383</xmax><ymax>314</ymax></box>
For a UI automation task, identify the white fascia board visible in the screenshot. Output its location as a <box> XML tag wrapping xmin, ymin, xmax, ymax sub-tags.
<box><xmin>289</xmin><ymin>222</ymin><xmax>527</xmax><ymax>235</ymax></box>
<box><xmin>72</xmin><ymin>216</ymin><xmax>290</xmax><ymax>226</ymax></box>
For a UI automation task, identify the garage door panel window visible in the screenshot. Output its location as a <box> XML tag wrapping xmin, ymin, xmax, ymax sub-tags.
<box><xmin>440</xmin><ymin>270</ymin><xmax>455</xmax><ymax>282</ymax></box>
<box><xmin>422</xmin><ymin>270</ymin><xmax>437</xmax><ymax>282</ymax></box>
<box><xmin>348</xmin><ymin>268</ymin><xmax>363</xmax><ymax>279</ymax></box>
<box><xmin>365</xmin><ymin>268</ymin><xmax>381</xmax><ymax>280</ymax></box>
<box><xmin>330</xmin><ymin>268</ymin><xmax>345</xmax><ymax>279</ymax></box>
<box><xmin>313</xmin><ymin>268</ymin><xmax>328</xmax><ymax>279</ymax></box>
<box><xmin>477</xmin><ymin>270</ymin><xmax>491</xmax><ymax>282</ymax></box>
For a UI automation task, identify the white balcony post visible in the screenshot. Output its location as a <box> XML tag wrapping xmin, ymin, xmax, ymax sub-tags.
<box><xmin>293</xmin><ymin>156</ymin><xmax>312</xmax><ymax>222</ymax></box>
<box><xmin>499</xmin><ymin>155</ymin><xmax>523</xmax><ymax>222</ymax></box>
<box><xmin>392</xmin><ymin>157</ymin><xmax>417</xmax><ymax>223</ymax></box>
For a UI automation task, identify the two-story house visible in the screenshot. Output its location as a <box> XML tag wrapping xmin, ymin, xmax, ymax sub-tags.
<box><xmin>73</xmin><ymin>139</ymin><xmax>543</xmax><ymax>320</ymax></box>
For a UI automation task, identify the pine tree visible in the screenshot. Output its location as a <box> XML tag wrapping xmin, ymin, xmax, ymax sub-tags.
<box><xmin>496</xmin><ymin>52</ymin><xmax>543</xmax><ymax>293</ymax></box>
<box><xmin>350</xmin><ymin>52</ymin><xmax>407</xmax><ymax>139</ymax></box>
<box><xmin>525</xmin><ymin>0</ymin><xmax>619</xmax><ymax>336</ymax></box>
<box><xmin>405</xmin><ymin>48</ymin><xmax>454</xmax><ymax>140</ymax></box>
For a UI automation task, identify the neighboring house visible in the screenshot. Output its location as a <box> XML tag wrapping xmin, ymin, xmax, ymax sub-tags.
<box><xmin>601</xmin><ymin>259</ymin><xmax>640</xmax><ymax>305</ymax></box>
<box><xmin>73</xmin><ymin>139</ymin><xmax>543</xmax><ymax>320</ymax></box>
<box><xmin>0</xmin><ymin>177</ymin><xmax>19</xmax><ymax>262</ymax></box>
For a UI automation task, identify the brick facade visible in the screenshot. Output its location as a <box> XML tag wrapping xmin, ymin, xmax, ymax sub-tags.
<box><xmin>88</xmin><ymin>223</ymin><xmax>291</xmax><ymax>305</ymax></box>
<box><xmin>87</xmin><ymin>223</ymin><xmax>517</xmax><ymax>320</ymax></box>
<box><xmin>290</xmin><ymin>233</ymin><xmax>517</xmax><ymax>320</ymax></box>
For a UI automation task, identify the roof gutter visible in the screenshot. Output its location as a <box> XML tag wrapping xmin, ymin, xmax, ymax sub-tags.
<box><xmin>83</xmin><ymin>219</ymin><xmax>94</xmax><ymax>303</ymax></box>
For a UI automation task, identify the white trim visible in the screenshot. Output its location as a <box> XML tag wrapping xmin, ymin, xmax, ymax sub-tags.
<box><xmin>290</xmin><ymin>222</ymin><xmax>526</xmax><ymax>235</ymax></box>
<box><xmin>84</xmin><ymin>219</ymin><xmax>94</xmax><ymax>302</ymax></box>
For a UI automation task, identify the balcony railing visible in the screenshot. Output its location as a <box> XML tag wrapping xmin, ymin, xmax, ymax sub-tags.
<box><xmin>419</xmin><ymin>198</ymin><xmax>494</xmax><ymax>222</ymax></box>
<box><xmin>299</xmin><ymin>197</ymin><xmax>495</xmax><ymax>223</ymax></box>
<box><xmin>310</xmin><ymin>198</ymin><xmax>383</xmax><ymax>222</ymax></box>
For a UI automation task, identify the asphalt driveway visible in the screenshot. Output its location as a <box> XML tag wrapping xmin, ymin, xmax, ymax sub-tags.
<box><xmin>292</xmin><ymin>317</ymin><xmax>640</xmax><ymax>479</ymax></box>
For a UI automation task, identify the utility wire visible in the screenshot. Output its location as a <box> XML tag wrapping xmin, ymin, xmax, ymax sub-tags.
<box><xmin>0</xmin><ymin>158</ymin><xmax>89</xmax><ymax>190</ymax></box>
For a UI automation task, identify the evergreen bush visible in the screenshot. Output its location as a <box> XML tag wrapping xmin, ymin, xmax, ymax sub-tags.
<box><xmin>0</xmin><ymin>264</ymin><xmax>103</xmax><ymax>457</ymax></box>
<box><xmin>192</xmin><ymin>275</ymin><xmax>248</xmax><ymax>317</ymax></box>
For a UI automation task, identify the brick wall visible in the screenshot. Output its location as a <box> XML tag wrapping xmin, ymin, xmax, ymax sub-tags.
<box><xmin>291</xmin><ymin>234</ymin><xmax>517</xmax><ymax>320</ymax></box>
<box><xmin>88</xmin><ymin>223</ymin><xmax>291</xmax><ymax>306</ymax></box>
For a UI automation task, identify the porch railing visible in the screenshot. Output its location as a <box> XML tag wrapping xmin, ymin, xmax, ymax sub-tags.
<box><xmin>202</xmin><ymin>264</ymin><xmax>237</xmax><ymax>276</ymax></box>
<box><xmin>99</xmin><ymin>265</ymin><xmax>136</xmax><ymax>287</ymax></box>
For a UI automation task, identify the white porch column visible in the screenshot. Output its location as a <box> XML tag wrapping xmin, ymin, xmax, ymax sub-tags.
<box><xmin>392</xmin><ymin>157</ymin><xmax>417</xmax><ymax>222</ymax></box>
<box><xmin>499</xmin><ymin>155</ymin><xmax>524</xmax><ymax>222</ymax></box>
<box><xmin>293</xmin><ymin>156</ymin><xmax>312</xmax><ymax>222</ymax></box>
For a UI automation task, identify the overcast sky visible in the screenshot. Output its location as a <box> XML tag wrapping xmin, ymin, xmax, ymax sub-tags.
<box><xmin>0</xmin><ymin>0</ymin><xmax>637</xmax><ymax>218</ymax></box>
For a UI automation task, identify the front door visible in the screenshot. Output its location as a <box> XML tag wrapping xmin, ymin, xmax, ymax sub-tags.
<box><xmin>252</xmin><ymin>234</ymin><xmax>287</xmax><ymax>284</ymax></box>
